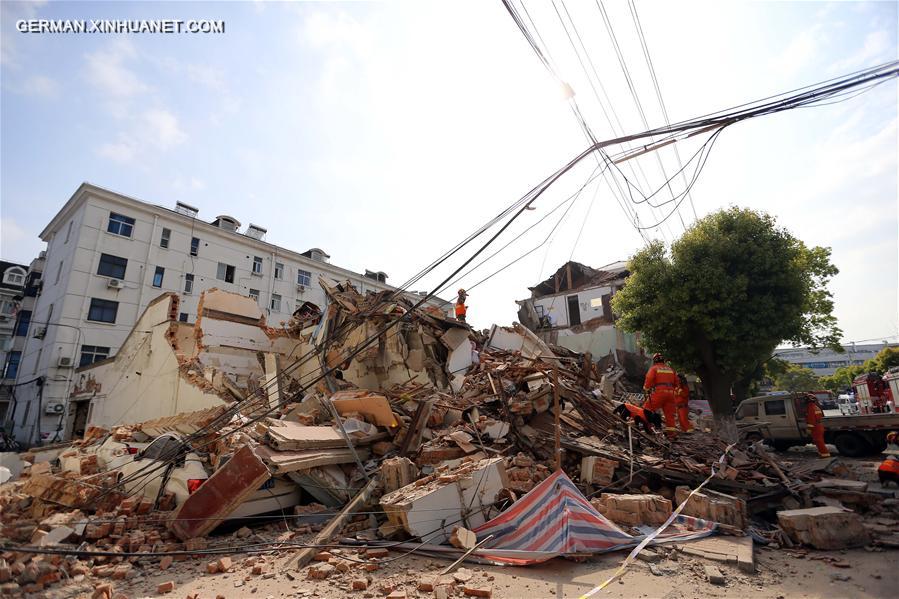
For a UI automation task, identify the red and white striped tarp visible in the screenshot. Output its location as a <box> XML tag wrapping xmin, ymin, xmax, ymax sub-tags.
<box><xmin>471</xmin><ymin>470</ymin><xmax>716</xmax><ymax>565</ymax></box>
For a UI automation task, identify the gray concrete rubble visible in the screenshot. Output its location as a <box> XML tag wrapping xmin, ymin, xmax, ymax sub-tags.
<box><xmin>0</xmin><ymin>282</ymin><xmax>896</xmax><ymax>597</ymax></box>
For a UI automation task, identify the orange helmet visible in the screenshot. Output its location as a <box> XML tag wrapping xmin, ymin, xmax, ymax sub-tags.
<box><xmin>652</xmin><ymin>353</ymin><xmax>664</xmax><ymax>363</ymax></box>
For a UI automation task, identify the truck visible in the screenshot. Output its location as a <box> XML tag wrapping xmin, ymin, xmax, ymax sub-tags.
<box><xmin>734</xmin><ymin>391</ymin><xmax>899</xmax><ymax>457</ymax></box>
<box><xmin>851</xmin><ymin>372</ymin><xmax>893</xmax><ymax>413</ymax></box>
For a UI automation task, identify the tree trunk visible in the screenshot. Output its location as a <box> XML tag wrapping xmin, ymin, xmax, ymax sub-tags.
<box><xmin>697</xmin><ymin>366</ymin><xmax>738</xmax><ymax>443</ymax></box>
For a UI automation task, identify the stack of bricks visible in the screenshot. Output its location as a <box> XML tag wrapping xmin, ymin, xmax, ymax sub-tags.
<box><xmin>592</xmin><ymin>493</ymin><xmax>673</xmax><ymax>527</ymax></box>
<box><xmin>505</xmin><ymin>453</ymin><xmax>550</xmax><ymax>494</ymax></box>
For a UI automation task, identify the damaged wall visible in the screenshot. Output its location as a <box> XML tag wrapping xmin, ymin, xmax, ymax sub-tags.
<box><xmin>72</xmin><ymin>294</ymin><xmax>230</xmax><ymax>428</ymax></box>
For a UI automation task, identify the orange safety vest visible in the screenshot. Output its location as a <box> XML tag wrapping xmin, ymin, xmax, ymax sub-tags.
<box><xmin>644</xmin><ymin>363</ymin><xmax>678</xmax><ymax>392</ymax></box>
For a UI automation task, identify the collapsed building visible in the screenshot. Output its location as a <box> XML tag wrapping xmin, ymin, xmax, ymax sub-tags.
<box><xmin>516</xmin><ymin>260</ymin><xmax>639</xmax><ymax>357</ymax></box>
<box><xmin>1</xmin><ymin>280</ymin><xmax>897</xmax><ymax>598</ymax></box>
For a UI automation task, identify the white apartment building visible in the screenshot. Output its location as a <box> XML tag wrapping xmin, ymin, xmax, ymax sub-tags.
<box><xmin>7</xmin><ymin>182</ymin><xmax>425</xmax><ymax>444</ymax></box>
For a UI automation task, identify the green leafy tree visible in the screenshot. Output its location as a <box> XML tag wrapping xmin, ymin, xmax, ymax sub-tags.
<box><xmin>772</xmin><ymin>364</ymin><xmax>820</xmax><ymax>392</ymax></box>
<box><xmin>612</xmin><ymin>208</ymin><xmax>841</xmax><ymax>440</ymax></box>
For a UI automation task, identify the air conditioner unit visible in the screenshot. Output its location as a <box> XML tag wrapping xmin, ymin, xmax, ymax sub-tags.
<box><xmin>33</xmin><ymin>327</ymin><xmax>47</xmax><ymax>339</ymax></box>
<box><xmin>57</xmin><ymin>356</ymin><xmax>73</xmax><ymax>368</ymax></box>
<box><xmin>296</xmin><ymin>284</ymin><xmax>306</xmax><ymax>293</ymax></box>
<box><xmin>107</xmin><ymin>278</ymin><xmax>124</xmax><ymax>289</ymax></box>
<box><xmin>44</xmin><ymin>402</ymin><xmax>65</xmax><ymax>415</ymax></box>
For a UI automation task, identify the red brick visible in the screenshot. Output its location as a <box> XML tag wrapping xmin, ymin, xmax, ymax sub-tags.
<box><xmin>157</xmin><ymin>580</ymin><xmax>175</xmax><ymax>594</ymax></box>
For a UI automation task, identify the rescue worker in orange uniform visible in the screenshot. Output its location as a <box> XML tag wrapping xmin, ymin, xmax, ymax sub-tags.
<box><xmin>878</xmin><ymin>431</ymin><xmax>899</xmax><ymax>487</ymax></box>
<box><xmin>614</xmin><ymin>402</ymin><xmax>663</xmax><ymax>433</ymax></box>
<box><xmin>643</xmin><ymin>353</ymin><xmax>679</xmax><ymax>438</ymax></box>
<box><xmin>675</xmin><ymin>373</ymin><xmax>694</xmax><ymax>433</ymax></box>
<box><xmin>454</xmin><ymin>289</ymin><xmax>468</xmax><ymax>323</ymax></box>
<box><xmin>805</xmin><ymin>394</ymin><xmax>831</xmax><ymax>457</ymax></box>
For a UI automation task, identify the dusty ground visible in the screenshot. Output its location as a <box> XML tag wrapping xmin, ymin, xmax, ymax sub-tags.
<box><xmin>44</xmin><ymin>446</ymin><xmax>896</xmax><ymax>599</ymax></box>
<box><xmin>45</xmin><ymin>542</ymin><xmax>895</xmax><ymax>599</ymax></box>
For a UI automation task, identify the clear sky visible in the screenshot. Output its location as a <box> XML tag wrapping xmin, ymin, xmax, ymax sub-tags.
<box><xmin>1</xmin><ymin>0</ymin><xmax>896</xmax><ymax>344</ymax></box>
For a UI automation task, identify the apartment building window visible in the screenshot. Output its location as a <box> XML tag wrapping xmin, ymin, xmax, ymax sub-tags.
<box><xmin>297</xmin><ymin>269</ymin><xmax>312</xmax><ymax>287</ymax></box>
<box><xmin>0</xmin><ymin>299</ymin><xmax>15</xmax><ymax>317</ymax></box>
<box><xmin>216</xmin><ymin>262</ymin><xmax>235</xmax><ymax>283</ymax></box>
<box><xmin>14</xmin><ymin>310</ymin><xmax>31</xmax><ymax>337</ymax></box>
<box><xmin>79</xmin><ymin>345</ymin><xmax>110</xmax><ymax>367</ymax></box>
<box><xmin>152</xmin><ymin>266</ymin><xmax>165</xmax><ymax>288</ymax></box>
<box><xmin>252</xmin><ymin>256</ymin><xmax>263</xmax><ymax>275</ymax></box>
<box><xmin>3</xmin><ymin>267</ymin><xmax>25</xmax><ymax>285</ymax></box>
<box><xmin>4</xmin><ymin>351</ymin><xmax>21</xmax><ymax>379</ymax></box>
<box><xmin>249</xmin><ymin>289</ymin><xmax>260</xmax><ymax>302</ymax></box>
<box><xmin>107</xmin><ymin>212</ymin><xmax>135</xmax><ymax>237</ymax></box>
<box><xmin>270</xmin><ymin>293</ymin><xmax>282</xmax><ymax>312</ymax></box>
<box><xmin>184</xmin><ymin>273</ymin><xmax>194</xmax><ymax>294</ymax></box>
<box><xmin>190</xmin><ymin>237</ymin><xmax>200</xmax><ymax>256</ymax></box>
<box><xmin>87</xmin><ymin>298</ymin><xmax>119</xmax><ymax>323</ymax></box>
<box><xmin>274</xmin><ymin>262</ymin><xmax>284</xmax><ymax>280</ymax></box>
<box><xmin>97</xmin><ymin>253</ymin><xmax>127</xmax><ymax>279</ymax></box>
<box><xmin>179</xmin><ymin>313</ymin><xmax>189</xmax><ymax>323</ymax></box>
<box><xmin>160</xmin><ymin>228</ymin><xmax>171</xmax><ymax>248</ymax></box>
<box><xmin>65</xmin><ymin>220</ymin><xmax>73</xmax><ymax>243</ymax></box>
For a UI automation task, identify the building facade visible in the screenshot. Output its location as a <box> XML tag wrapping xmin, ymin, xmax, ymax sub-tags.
<box><xmin>516</xmin><ymin>260</ymin><xmax>639</xmax><ymax>357</ymax></box>
<box><xmin>773</xmin><ymin>342</ymin><xmax>898</xmax><ymax>377</ymax></box>
<box><xmin>5</xmin><ymin>183</ymin><xmax>422</xmax><ymax>444</ymax></box>
<box><xmin>0</xmin><ymin>260</ymin><xmax>31</xmax><ymax>422</ymax></box>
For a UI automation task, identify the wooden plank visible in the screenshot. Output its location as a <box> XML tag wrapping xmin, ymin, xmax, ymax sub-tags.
<box><xmin>287</xmin><ymin>477</ymin><xmax>379</xmax><ymax>571</ymax></box>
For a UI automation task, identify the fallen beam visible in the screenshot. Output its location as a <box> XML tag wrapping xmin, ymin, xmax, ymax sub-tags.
<box><xmin>288</xmin><ymin>476</ymin><xmax>380</xmax><ymax>571</ymax></box>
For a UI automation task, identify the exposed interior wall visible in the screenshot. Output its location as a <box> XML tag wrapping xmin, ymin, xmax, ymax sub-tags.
<box><xmin>73</xmin><ymin>294</ymin><xmax>229</xmax><ymax>428</ymax></box>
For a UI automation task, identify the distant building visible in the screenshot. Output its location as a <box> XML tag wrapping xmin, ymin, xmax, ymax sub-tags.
<box><xmin>0</xmin><ymin>260</ymin><xmax>30</xmax><ymax>421</ymax></box>
<box><xmin>516</xmin><ymin>260</ymin><xmax>639</xmax><ymax>357</ymax></box>
<box><xmin>6</xmin><ymin>182</ymin><xmax>441</xmax><ymax>444</ymax></box>
<box><xmin>773</xmin><ymin>342</ymin><xmax>898</xmax><ymax>377</ymax></box>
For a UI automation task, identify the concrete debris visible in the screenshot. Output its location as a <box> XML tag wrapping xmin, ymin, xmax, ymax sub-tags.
<box><xmin>1</xmin><ymin>282</ymin><xmax>895</xmax><ymax>597</ymax></box>
<box><xmin>777</xmin><ymin>506</ymin><xmax>871</xmax><ymax>550</ymax></box>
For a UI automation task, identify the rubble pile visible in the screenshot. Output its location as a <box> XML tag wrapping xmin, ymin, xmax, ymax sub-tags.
<box><xmin>1</xmin><ymin>281</ymin><xmax>897</xmax><ymax>597</ymax></box>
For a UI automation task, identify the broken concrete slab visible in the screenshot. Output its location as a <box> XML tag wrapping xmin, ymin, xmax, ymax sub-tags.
<box><xmin>255</xmin><ymin>445</ymin><xmax>369</xmax><ymax>473</ymax></box>
<box><xmin>675</xmin><ymin>535</ymin><xmax>755</xmax><ymax>573</ymax></box>
<box><xmin>777</xmin><ymin>506</ymin><xmax>871</xmax><ymax>550</ymax></box>
<box><xmin>380</xmin><ymin>457</ymin><xmax>508</xmax><ymax>544</ymax></box>
<box><xmin>812</xmin><ymin>479</ymin><xmax>868</xmax><ymax>492</ymax></box>
<box><xmin>169</xmin><ymin>445</ymin><xmax>271</xmax><ymax>540</ymax></box>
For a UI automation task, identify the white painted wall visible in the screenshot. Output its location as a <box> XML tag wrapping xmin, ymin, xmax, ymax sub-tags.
<box><xmin>529</xmin><ymin>285</ymin><xmax>611</xmax><ymax>328</ymax></box>
<box><xmin>8</xmin><ymin>183</ymin><xmax>421</xmax><ymax>443</ymax></box>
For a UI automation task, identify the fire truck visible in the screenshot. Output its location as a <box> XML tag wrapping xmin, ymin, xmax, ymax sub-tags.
<box><xmin>852</xmin><ymin>372</ymin><xmax>894</xmax><ymax>414</ymax></box>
